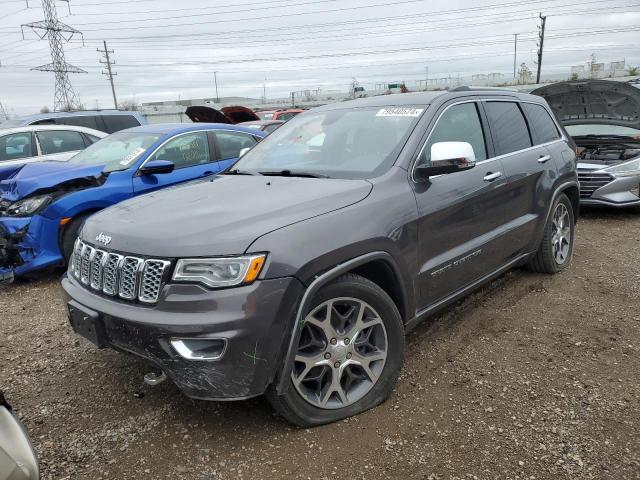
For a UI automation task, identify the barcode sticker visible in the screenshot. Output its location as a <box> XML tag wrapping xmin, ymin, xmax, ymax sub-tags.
<box><xmin>376</xmin><ymin>107</ymin><xmax>424</xmax><ymax>117</ymax></box>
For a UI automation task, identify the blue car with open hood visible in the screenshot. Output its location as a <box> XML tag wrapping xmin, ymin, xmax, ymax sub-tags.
<box><xmin>0</xmin><ymin>123</ymin><xmax>266</xmax><ymax>281</ymax></box>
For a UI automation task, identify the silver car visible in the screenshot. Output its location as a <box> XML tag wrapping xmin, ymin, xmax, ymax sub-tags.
<box><xmin>0</xmin><ymin>125</ymin><xmax>107</xmax><ymax>172</ymax></box>
<box><xmin>533</xmin><ymin>80</ymin><xmax>640</xmax><ymax>208</ymax></box>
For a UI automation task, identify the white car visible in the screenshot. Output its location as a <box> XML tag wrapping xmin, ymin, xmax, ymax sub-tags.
<box><xmin>0</xmin><ymin>125</ymin><xmax>107</xmax><ymax>171</ymax></box>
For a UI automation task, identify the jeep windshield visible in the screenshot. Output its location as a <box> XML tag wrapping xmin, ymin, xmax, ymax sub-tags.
<box><xmin>229</xmin><ymin>106</ymin><xmax>424</xmax><ymax>179</ymax></box>
<box><xmin>67</xmin><ymin>132</ymin><xmax>161</xmax><ymax>173</ymax></box>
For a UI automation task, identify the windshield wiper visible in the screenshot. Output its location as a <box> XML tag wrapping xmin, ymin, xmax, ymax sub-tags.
<box><xmin>259</xmin><ymin>169</ymin><xmax>330</xmax><ymax>178</ymax></box>
<box><xmin>224</xmin><ymin>168</ymin><xmax>263</xmax><ymax>176</ymax></box>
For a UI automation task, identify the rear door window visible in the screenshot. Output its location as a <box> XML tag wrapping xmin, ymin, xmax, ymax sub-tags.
<box><xmin>36</xmin><ymin>130</ymin><xmax>86</xmax><ymax>155</ymax></box>
<box><xmin>101</xmin><ymin>115</ymin><xmax>141</xmax><ymax>133</ymax></box>
<box><xmin>484</xmin><ymin>102</ymin><xmax>532</xmax><ymax>156</ymax></box>
<box><xmin>0</xmin><ymin>132</ymin><xmax>34</xmax><ymax>161</ymax></box>
<box><xmin>215</xmin><ymin>131</ymin><xmax>258</xmax><ymax>160</ymax></box>
<box><xmin>418</xmin><ymin>102</ymin><xmax>487</xmax><ymax>166</ymax></box>
<box><xmin>522</xmin><ymin>103</ymin><xmax>561</xmax><ymax>145</ymax></box>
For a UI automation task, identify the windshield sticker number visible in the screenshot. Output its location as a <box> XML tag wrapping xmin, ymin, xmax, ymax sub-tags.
<box><xmin>376</xmin><ymin>108</ymin><xmax>424</xmax><ymax>117</ymax></box>
<box><xmin>119</xmin><ymin>147</ymin><xmax>146</xmax><ymax>166</ymax></box>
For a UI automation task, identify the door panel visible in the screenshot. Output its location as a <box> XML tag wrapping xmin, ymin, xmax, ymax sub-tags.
<box><xmin>412</xmin><ymin>101</ymin><xmax>508</xmax><ymax>309</ymax></box>
<box><xmin>133</xmin><ymin>131</ymin><xmax>220</xmax><ymax>194</ymax></box>
<box><xmin>414</xmin><ymin>159</ymin><xmax>508</xmax><ymax>308</ymax></box>
<box><xmin>482</xmin><ymin>101</ymin><xmax>557</xmax><ymax>260</ymax></box>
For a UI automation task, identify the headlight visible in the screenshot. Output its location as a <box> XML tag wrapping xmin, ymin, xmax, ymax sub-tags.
<box><xmin>172</xmin><ymin>254</ymin><xmax>266</xmax><ymax>288</ymax></box>
<box><xmin>5</xmin><ymin>195</ymin><xmax>52</xmax><ymax>216</ymax></box>
<box><xmin>605</xmin><ymin>158</ymin><xmax>640</xmax><ymax>177</ymax></box>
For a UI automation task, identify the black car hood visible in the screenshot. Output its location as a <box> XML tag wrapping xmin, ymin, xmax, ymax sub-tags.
<box><xmin>531</xmin><ymin>80</ymin><xmax>640</xmax><ymax>128</ymax></box>
<box><xmin>81</xmin><ymin>175</ymin><xmax>372</xmax><ymax>257</ymax></box>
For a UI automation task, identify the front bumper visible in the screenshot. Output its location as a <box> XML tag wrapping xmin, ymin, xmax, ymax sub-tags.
<box><xmin>578</xmin><ymin>172</ymin><xmax>640</xmax><ymax>207</ymax></box>
<box><xmin>0</xmin><ymin>215</ymin><xmax>65</xmax><ymax>277</ymax></box>
<box><xmin>61</xmin><ymin>273</ymin><xmax>304</xmax><ymax>400</ymax></box>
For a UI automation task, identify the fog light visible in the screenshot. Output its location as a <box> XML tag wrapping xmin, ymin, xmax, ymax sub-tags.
<box><xmin>170</xmin><ymin>338</ymin><xmax>227</xmax><ymax>361</ymax></box>
<box><xmin>630</xmin><ymin>183</ymin><xmax>640</xmax><ymax>198</ymax></box>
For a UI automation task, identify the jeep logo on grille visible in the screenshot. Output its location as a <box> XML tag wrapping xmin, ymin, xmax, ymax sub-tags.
<box><xmin>95</xmin><ymin>232</ymin><xmax>112</xmax><ymax>246</ymax></box>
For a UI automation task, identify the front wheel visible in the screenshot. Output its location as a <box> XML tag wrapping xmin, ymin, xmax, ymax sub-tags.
<box><xmin>527</xmin><ymin>193</ymin><xmax>575</xmax><ymax>274</ymax></box>
<box><xmin>267</xmin><ymin>273</ymin><xmax>404</xmax><ymax>426</ymax></box>
<box><xmin>61</xmin><ymin>214</ymin><xmax>91</xmax><ymax>264</ymax></box>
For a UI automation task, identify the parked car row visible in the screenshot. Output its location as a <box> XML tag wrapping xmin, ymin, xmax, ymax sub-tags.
<box><xmin>1</xmin><ymin>80</ymin><xmax>636</xmax><ymax>429</ymax></box>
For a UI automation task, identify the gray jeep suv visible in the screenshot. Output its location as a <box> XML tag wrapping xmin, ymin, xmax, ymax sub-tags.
<box><xmin>61</xmin><ymin>89</ymin><xmax>579</xmax><ymax>426</ymax></box>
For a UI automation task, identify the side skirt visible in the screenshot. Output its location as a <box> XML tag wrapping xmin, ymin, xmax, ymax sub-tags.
<box><xmin>405</xmin><ymin>252</ymin><xmax>533</xmax><ymax>332</ymax></box>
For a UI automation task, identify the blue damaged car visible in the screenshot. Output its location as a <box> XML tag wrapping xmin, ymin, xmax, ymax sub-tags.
<box><xmin>0</xmin><ymin>123</ymin><xmax>266</xmax><ymax>281</ymax></box>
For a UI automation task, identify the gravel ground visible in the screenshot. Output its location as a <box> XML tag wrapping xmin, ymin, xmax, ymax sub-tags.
<box><xmin>1</xmin><ymin>208</ymin><xmax>639</xmax><ymax>480</ymax></box>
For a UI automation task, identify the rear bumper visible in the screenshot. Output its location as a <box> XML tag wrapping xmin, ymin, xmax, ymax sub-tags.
<box><xmin>0</xmin><ymin>215</ymin><xmax>64</xmax><ymax>277</ymax></box>
<box><xmin>61</xmin><ymin>273</ymin><xmax>304</xmax><ymax>400</ymax></box>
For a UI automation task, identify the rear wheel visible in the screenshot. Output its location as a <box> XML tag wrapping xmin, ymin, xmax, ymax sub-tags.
<box><xmin>527</xmin><ymin>193</ymin><xmax>575</xmax><ymax>273</ymax></box>
<box><xmin>267</xmin><ymin>274</ymin><xmax>404</xmax><ymax>426</ymax></box>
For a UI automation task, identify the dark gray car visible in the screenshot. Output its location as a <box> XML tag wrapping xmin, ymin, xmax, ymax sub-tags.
<box><xmin>61</xmin><ymin>89</ymin><xmax>579</xmax><ymax>426</ymax></box>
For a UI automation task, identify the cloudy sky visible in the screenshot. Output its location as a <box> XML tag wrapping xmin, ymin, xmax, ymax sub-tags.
<box><xmin>0</xmin><ymin>0</ymin><xmax>639</xmax><ymax>115</ymax></box>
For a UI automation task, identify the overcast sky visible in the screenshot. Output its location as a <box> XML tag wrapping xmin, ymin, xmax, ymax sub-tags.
<box><xmin>0</xmin><ymin>0</ymin><xmax>639</xmax><ymax>115</ymax></box>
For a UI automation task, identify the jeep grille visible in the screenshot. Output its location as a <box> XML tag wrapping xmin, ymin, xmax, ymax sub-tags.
<box><xmin>70</xmin><ymin>239</ymin><xmax>171</xmax><ymax>304</ymax></box>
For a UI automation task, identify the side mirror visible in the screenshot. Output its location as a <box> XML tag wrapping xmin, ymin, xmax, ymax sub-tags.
<box><xmin>0</xmin><ymin>395</ymin><xmax>39</xmax><ymax>480</ymax></box>
<box><xmin>138</xmin><ymin>160</ymin><xmax>175</xmax><ymax>176</ymax></box>
<box><xmin>238</xmin><ymin>147</ymin><xmax>251</xmax><ymax>158</ymax></box>
<box><xmin>414</xmin><ymin>141</ymin><xmax>476</xmax><ymax>181</ymax></box>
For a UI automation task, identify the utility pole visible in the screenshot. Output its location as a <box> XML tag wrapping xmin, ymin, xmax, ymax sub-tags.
<box><xmin>214</xmin><ymin>71</ymin><xmax>219</xmax><ymax>103</ymax></box>
<box><xmin>536</xmin><ymin>13</ymin><xmax>547</xmax><ymax>84</ymax></box>
<box><xmin>513</xmin><ymin>33</ymin><xmax>518</xmax><ymax>78</ymax></box>
<box><xmin>22</xmin><ymin>0</ymin><xmax>86</xmax><ymax>111</ymax></box>
<box><xmin>97</xmin><ymin>40</ymin><xmax>117</xmax><ymax>109</ymax></box>
<box><xmin>0</xmin><ymin>101</ymin><xmax>8</xmax><ymax>120</ymax></box>
<box><xmin>424</xmin><ymin>65</ymin><xmax>429</xmax><ymax>90</ymax></box>
<box><xmin>291</xmin><ymin>91</ymin><xmax>295</xmax><ymax>107</ymax></box>
<box><xmin>263</xmin><ymin>78</ymin><xmax>266</xmax><ymax>104</ymax></box>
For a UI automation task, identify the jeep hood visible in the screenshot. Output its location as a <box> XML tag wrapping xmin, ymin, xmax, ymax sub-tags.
<box><xmin>81</xmin><ymin>175</ymin><xmax>372</xmax><ymax>257</ymax></box>
<box><xmin>531</xmin><ymin>80</ymin><xmax>640</xmax><ymax>128</ymax></box>
<box><xmin>0</xmin><ymin>161</ymin><xmax>105</xmax><ymax>202</ymax></box>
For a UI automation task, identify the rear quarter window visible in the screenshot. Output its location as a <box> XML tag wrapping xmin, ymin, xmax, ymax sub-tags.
<box><xmin>54</xmin><ymin>115</ymin><xmax>101</xmax><ymax>131</ymax></box>
<box><xmin>484</xmin><ymin>102</ymin><xmax>532</xmax><ymax>156</ymax></box>
<box><xmin>102</xmin><ymin>115</ymin><xmax>142</xmax><ymax>134</ymax></box>
<box><xmin>522</xmin><ymin>103</ymin><xmax>561</xmax><ymax>145</ymax></box>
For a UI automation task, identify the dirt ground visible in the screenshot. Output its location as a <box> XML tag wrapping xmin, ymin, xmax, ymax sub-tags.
<box><xmin>1</xmin><ymin>208</ymin><xmax>639</xmax><ymax>480</ymax></box>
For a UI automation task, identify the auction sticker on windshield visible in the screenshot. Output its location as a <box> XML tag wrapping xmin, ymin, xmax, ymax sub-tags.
<box><xmin>119</xmin><ymin>147</ymin><xmax>146</xmax><ymax>166</ymax></box>
<box><xmin>376</xmin><ymin>107</ymin><xmax>424</xmax><ymax>117</ymax></box>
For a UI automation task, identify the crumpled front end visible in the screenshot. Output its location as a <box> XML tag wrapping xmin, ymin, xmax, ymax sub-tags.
<box><xmin>0</xmin><ymin>215</ymin><xmax>63</xmax><ymax>279</ymax></box>
<box><xmin>0</xmin><ymin>220</ymin><xmax>29</xmax><ymax>283</ymax></box>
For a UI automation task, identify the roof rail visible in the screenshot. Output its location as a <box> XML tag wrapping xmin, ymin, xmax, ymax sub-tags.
<box><xmin>448</xmin><ymin>85</ymin><xmax>519</xmax><ymax>92</ymax></box>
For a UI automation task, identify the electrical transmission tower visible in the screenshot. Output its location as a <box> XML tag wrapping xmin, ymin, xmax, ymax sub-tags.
<box><xmin>98</xmin><ymin>41</ymin><xmax>118</xmax><ymax>109</ymax></box>
<box><xmin>22</xmin><ymin>0</ymin><xmax>86</xmax><ymax>112</ymax></box>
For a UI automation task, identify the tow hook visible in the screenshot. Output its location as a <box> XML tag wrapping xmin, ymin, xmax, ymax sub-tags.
<box><xmin>143</xmin><ymin>371</ymin><xmax>167</xmax><ymax>386</ymax></box>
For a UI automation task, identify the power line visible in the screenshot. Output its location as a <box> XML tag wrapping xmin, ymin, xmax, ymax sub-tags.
<box><xmin>73</xmin><ymin>0</ymin><xmax>608</xmax><ymax>33</ymax></box>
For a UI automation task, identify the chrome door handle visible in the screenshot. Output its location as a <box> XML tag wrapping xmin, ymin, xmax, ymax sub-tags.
<box><xmin>538</xmin><ymin>155</ymin><xmax>551</xmax><ymax>164</ymax></box>
<box><xmin>483</xmin><ymin>171</ymin><xmax>503</xmax><ymax>182</ymax></box>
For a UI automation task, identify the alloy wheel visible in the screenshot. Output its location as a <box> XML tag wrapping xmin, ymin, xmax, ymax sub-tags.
<box><xmin>292</xmin><ymin>297</ymin><xmax>388</xmax><ymax>410</ymax></box>
<box><xmin>551</xmin><ymin>203</ymin><xmax>571</xmax><ymax>265</ymax></box>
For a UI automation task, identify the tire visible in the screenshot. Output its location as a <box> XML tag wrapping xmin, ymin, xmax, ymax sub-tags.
<box><xmin>61</xmin><ymin>214</ymin><xmax>90</xmax><ymax>263</ymax></box>
<box><xmin>527</xmin><ymin>193</ymin><xmax>575</xmax><ymax>274</ymax></box>
<box><xmin>266</xmin><ymin>273</ymin><xmax>405</xmax><ymax>427</ymax></box>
